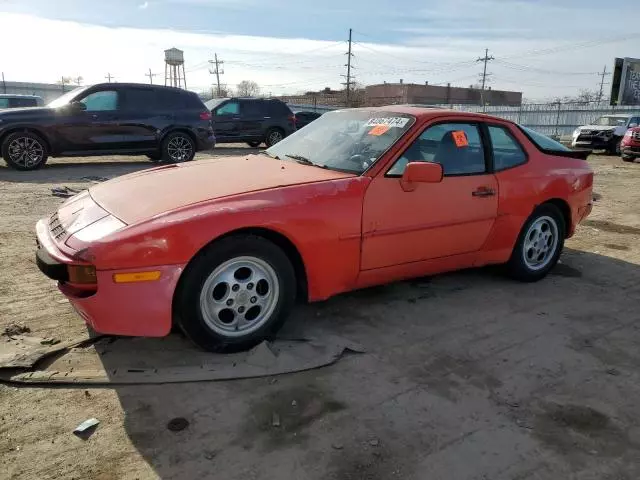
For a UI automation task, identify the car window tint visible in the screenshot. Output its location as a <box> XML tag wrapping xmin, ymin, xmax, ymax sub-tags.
<box><xmin>9</xmin><ymin>97</ymin><xmax>37</xmax><ymax>107</ymax></box>
<box><xmin>520</xmin><ymin>126</ymin><xmax>570</xmax><ymax>151</ymax></box>
<box><xmin>388</xmin><ymin>122</ymin><xmax>486</xmax><ymax>176</ymax></box>
<box><xmin>488</xmin><ymin>125</ymin><xmax>526</xmax><ymax>171</ymax></box>
<box><xmin>80</xmin><ymin>90</ymin><xmax>118</xmax><ymax>111</ymax></box>
<box><xmin>0</xmin><ymin>98</ymin><xmax>10</xmax><ymax>108</ymax></box>
<box><xmin>216</xmin><ymin>101</ymin><xmax>240</xmax><ymax>116</ymax></box>
<box><xmin>124</xmin><ymin>88</ymin><xmax>156</xmax><ymax>111</ymax></box>
<box><xmin>267</xmin><ymin>101</ymin><xmax>290</xmax><ymax>116</ymax></box>
<box><xmin>242</xmin><ymin>101</ymin><xmax>263</xmax><ymax>116</ymax></box>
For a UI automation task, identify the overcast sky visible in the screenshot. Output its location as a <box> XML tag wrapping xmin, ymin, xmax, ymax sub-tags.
<box><xmin>1</xmin><ymin>0</ymin><xmax>639</xmax><ymax>100</ymax></box>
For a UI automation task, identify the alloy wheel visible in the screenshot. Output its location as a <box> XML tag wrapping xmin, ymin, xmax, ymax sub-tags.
<box><xmin>167</xmin><ymin>136</ymin><xmax>193</xmax><ymax>162</ymax></box>
<box><xmin>8</xmin><ymin>137</ymin><xmax>44</xmax><ymax>168</ymax></box>
<box><xmin>522</xmin><ymin>216</ymin><xmax>559</xmax><ymax>271</ymax></box>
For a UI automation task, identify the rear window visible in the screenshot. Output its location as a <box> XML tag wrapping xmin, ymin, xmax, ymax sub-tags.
<box><xmin>241</xmin><ymin>100</ymin><xmax>265</xmax><ymax>116</ymax></box>
<box><xmin>520</xmin><ymin>126</ymin><xmax>570</xmax><ymax>152</ymax></box>
<box><xmin>9</xmin><ymin>97</ymin><xmax>38</xmax><ymax>107</ymax></box>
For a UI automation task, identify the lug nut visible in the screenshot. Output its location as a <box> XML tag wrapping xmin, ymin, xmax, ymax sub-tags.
<box><xmin>232</xmin><ymin>284</ymin><xmax>240</xmax><ymax>292</ymax></box>
<box><xmin>247</xmin><ymin>283</ymin><xmax>254</xmax><ymax>290</ymax></box>
<box><xmin>250</xmin><ymin>297</ymin><xmax>257</xmax><ymax>304</ymax></box>
<box><xmin>226</xmin><ymin>299</ymin><xmax>234</xmax><ymax>306</ymax></box>
<box><xmin>238</xmin><ymin>306</ymin><xmax>245</xmax><ymax>314</ymax></box>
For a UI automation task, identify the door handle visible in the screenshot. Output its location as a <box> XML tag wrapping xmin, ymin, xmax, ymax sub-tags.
<box><xmin>472</xmin><ymin>187</ymin><xmax>496</xmax><ymax>197</ymax></box>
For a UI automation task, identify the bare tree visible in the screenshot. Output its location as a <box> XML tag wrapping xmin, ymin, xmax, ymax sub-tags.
<box><xmin>236</xmin><ymin>80</ymin><xmax>260</xmax><ymax>97</ymax></box>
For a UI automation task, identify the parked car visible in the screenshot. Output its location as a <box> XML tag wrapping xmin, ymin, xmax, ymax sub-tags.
<box><xmin>572</xmin><ymin>113</ymin><xmax>640</xmax><ymax>154</ymax></box>
<box><xmin>205</xmin><ymin>97</ymin><xmax>296</xmax><ymax>147</ymax></box>
<box><xmin>0</xmin><ymin>94</ymin><xmax>43</xmax><ymax>109</ymax></box>
<box><xmin>621</xmin><ymin>126</ymin><xmax>640</xmax><ymax>162</ymax></box>
<box><xmin>0</xmin><ymin>83</ymin><xmax>215</xmax><ymax>170</ymax></box>
<box><xmin>294</xmin><ymin>110</ymin><xmax>323</xmax><ymax>129</ymax></box>
<box><xmin>35</xmin><ymin>107</ymin><xmax>593</xmax><ymax>352</ymax></box>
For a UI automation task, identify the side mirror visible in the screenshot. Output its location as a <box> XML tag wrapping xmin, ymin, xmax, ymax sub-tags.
<box><xmin>69</xmin><ymin>101</ymin><xmax>86</xmax><ymax>112</ymax></box>
<box><xmin>400</xmin><ymin>162</ymin><xmax>443</xmax><ymax>191</ymax></box>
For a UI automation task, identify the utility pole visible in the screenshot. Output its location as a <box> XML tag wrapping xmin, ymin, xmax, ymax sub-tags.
<box><xmin>1</xmin><ymin>72</ymin><xmax>5</xmax><ymax>94</ymax></box>
<box><xmin>208</xmin><ymin>53</ymin><xmax>224</xmax><ymax>97</ymax></box>
<box><xmin>146</xmin><ymin>68</ymin><xmax>157</xmax><ymax>84</ymax></box>
<box><xmin>105</xmin><ymin>73</ymin><xmax>114</xmax><ymax>83</ymax></box>
<box><xmin>342</xmin><ymin>28</ymin><xmax>354</xmax><ymax>107</ymax></box>
<box><xmin>597</xmin><ymin>65</ymin><xmax>611</xmax><ymax>104</ymax></box>
<box><xmin>476</xmin><ymin>48</ymin><xmax>494</xmax><ymax>109</ymax></box>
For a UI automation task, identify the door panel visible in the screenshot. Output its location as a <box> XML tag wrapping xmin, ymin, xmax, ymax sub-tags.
<box><xmin>239</xmin><ymin>100</ymin><xmax>265</xmax><ymax>139</ymax></box>
<box><xmin>211</xmin><ymin>101</ymin><xmax>240</xmax><ymax>140</ymax></box>
<box><xmin>361</xmin><ymin>175</ymin><xmax>498</xmax><ymax>270</ymax></box>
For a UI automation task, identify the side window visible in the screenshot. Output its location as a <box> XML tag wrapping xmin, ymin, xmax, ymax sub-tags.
<box><xmin>388</xmin><ymin>122</ymin><xmax>486</xmax><ymax>176</ymax></box>
<box><xmin>630</xmin><ymin>117</ymin><xmax>640</xmax><ymax>127</ymax></box>
<box><xmin>0</xmin><ymin>98</ymin><xmax>10</xmax><ymax>108</ymax></box>
<box><xmin>488</xmin><ymin>126</ymin><xmax>527</xmax><ymax>171</ymax></box>
<box><xmin>215</xmin><ymin>101</ymin><xmax>240</xmax><ymax>116</ymax></box>
<box><xmin>123</xmin><ymin>88</ymin><xmax>156</xmax><ymax>111</ymax></box>
<box><xmin>80</xmin><ymin>90</ymin><xmax>118</xmax><ymax>112</ymax></box>
<box><xmin>241</xmin><ymin>101</ymin><xmax>263</xmax><ymax>116</ymax></box>
<box><xmin>9</xmin><ymin>97</ymin><xmax>37</xmax><ymax>107</ymax></box>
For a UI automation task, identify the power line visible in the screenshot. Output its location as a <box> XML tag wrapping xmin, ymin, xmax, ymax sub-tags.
<box><xmin>494</xmin><ymin>60</ymin><xmax>596</xmax><ymax>76</ymax></box>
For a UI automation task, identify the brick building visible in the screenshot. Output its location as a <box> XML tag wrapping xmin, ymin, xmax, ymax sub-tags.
<box><xmin>365</xmin><ymin>82</ymin><xmax>522</xmax><ymax>107</ymax></box>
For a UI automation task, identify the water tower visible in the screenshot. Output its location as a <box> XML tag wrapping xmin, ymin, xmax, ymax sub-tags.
<box><xmin>164</xmin><ymin>48</ymin><xmax>187</xmax><ymax>89</ymax></box>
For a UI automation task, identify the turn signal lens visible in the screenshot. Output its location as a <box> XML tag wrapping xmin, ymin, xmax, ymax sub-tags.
<box><xmin>113</xmin><ymin>271</ymin><xmax>162</xmax><ymax>283</ymax></box>
<box><xmin>68</xmin><ymin>265</ymin><xmax>97</xmax><ymax>284</ymax></box>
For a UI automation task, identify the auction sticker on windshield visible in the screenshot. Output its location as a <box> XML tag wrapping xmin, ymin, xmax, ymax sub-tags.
<box><xmin>368</xmin><ymin>125</ymin><xmax>390</xmax><ymax>136</ymax></box>
<box><xmin>365</xmin><ymin>117</ymin><xmax>410</xmax><ymax>128</ymax></box>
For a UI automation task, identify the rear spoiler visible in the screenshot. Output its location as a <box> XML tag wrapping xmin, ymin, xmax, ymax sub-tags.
<box><xmin>543</xmin><ymin>148</ymin><xmax>592</xmax><ymax>160</ymax></box>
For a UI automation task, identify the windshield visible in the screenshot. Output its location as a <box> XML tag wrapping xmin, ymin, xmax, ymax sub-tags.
<box><xmin>205</xmin><ymin>98</ymin><xmax>227</xmax><ymax>110</ymax></box>
<box><xmin>521</xmin><ymin>126</ymin><xmax>570</xmax><ymax>151</ymax></box>
<box><xmin>266</xmin><ymin>110</ymin><xmax>415</xmax><ymax>174</ymax></box>
<box><xmin>47</xmin><ymin>86</ymin><xmax>89</xmax><ymax>108</ymax></box>
<box><xmin>594</xmin><ymin>116</ymin><xmax>628</xmax><ymax>127</ymax></box>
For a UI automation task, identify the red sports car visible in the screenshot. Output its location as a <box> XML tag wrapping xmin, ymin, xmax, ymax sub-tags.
<box><xmin>35</xmin><ymin>107</ymin><xmax>594</xmax><ymax>352</ymax></box>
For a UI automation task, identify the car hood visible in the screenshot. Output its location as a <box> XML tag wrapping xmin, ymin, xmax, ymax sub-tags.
<box><xmin>577</xmin><ymin>125</ymin><xmax>617</xmax><ymax>132</ymax></box>
<box><xmin>0</xmin><ymin>106</ymin><xmax>55</xmax><ymax>119</ymax></box>
<box><xmin>89</xmin><ymin>155</ymin><xmax>356</xmax><ymax>224</ymax></box>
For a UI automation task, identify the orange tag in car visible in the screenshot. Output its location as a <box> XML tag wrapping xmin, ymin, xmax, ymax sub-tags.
<box><xmin>369</xmin><ymin>125</ymin><xmax>390</xmax><ymax>136</ymax></box>
<box><xmin>452</xmin><ymin>130</ymin><xmax>468</xmax><ymax>147</ymax></box>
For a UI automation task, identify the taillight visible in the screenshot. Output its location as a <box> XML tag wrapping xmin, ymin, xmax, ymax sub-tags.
<box><xmin>200</xmin><ymin>111</ymin><xmax>212</xmax><ymax>120</ymax></box>
<box><xmin>288</xmin><ymin>114</ymin><xmax>296</xmax><ymax>126</ymax></box>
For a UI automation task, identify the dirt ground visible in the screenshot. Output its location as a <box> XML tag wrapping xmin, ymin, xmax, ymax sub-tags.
<box><xmin>1</xmin><ymin>149</ymin><xmax>640</xmax><ymax>480</ymax></box>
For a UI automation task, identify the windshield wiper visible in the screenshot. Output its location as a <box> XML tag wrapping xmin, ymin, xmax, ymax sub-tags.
<box><xmin>259</xmin><ymin>151</ymin><xmax>280</xmax><ymax>160</ymax></box>
<box><xmin>284</xmin><ymin>154</ymin><xmax>314</xmax><ymax>165</ymax></box>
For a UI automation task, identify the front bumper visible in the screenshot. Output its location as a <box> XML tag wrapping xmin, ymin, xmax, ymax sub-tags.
<box><xmin>621</xmin><ymin>145</ymin><xmax>640</xmax><ymax>156</ymax></box>
<box><xmin>571</xmin><ymin>136</ymin><xmax>613</xmax><ymax>149</ymax></box>
<box><xmin>36</xmin><ymin>218</ymin><xmax>183</xmax><ymax>337</ymax></box>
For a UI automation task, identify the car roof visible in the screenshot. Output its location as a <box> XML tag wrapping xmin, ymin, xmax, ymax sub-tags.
<box><xmin>0</xmin><ymin>94</ymin><xmax>41</xmax><ymax>99</ymax></box>
<box><xmin>338</xmin><ymin>104</ymin><xmax>512</xmax><ymax>123</ymax></box>
<box><xmin>89</xmin><ymin>82</ymin><xmax>195</xmax><ymax>93</ymax></box>
<box><xmin>600</xmin><ymin>113</ymin><xmax>636</xmax><ymax>118</ymax></box>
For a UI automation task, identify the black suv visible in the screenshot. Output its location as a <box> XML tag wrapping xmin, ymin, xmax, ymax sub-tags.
<box><xmin>0</xmin><ymin>83</ymin><xmax>215</xmax><ymax>170</ymax></box>
<box><xmin>205</xmin><ymin>97</ymin><xmax>296</xmax><ymax>147</ymax></box>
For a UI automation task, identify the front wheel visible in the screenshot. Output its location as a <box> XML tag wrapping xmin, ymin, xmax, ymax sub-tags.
<box><xmin>608</xmin><ymin>137</ymin><xmax>622</xmax><ymax>155</ymax></box>
<box><xmin>622</xmin><ymin>155</ymin><xmax>636</xmax><ymax>163</ymax></box>
<box><xmin>162</xmin><ymin>132</ymin><xmax>196</xmax><ymax>163</ymax></box>
<box><xmin>2</xmin><ymin>131</ymin><xmax>49</xmax><ymax>170</ymax></box>
<box><xmin>174</xmin><ymin>235</ymin><xmax>297</xmax><ymax>352</ymax></box>
<box><xmin>507</xmin><ymin>204</ymin><xmax>565</xmax><ymax>282</ymax></box>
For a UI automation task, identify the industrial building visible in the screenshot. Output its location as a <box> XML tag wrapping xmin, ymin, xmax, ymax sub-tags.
<box><xmin>365</xmin><ymin>82</ymin><xmax>522</xmax><ymax>107</ymax></box>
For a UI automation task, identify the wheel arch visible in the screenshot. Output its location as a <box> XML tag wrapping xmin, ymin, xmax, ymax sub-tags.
<box><xmin>161</xmin><ymin>127</ymin><xmax>197</xmax><ymax>145</ymax></box>
<box><xmin>0</xmin><ymin>126</ymin><xmax>53</xmax><ymax>154</ymax></box>
<box><xmin>174</xmin><ymin>226</ymin><xmax>309</xmax><ymax>313</ymax></box>
<box><xmin>539</xmin><ymin>198</ymin><xmax>571</xmax><ymax>238</ymax></box>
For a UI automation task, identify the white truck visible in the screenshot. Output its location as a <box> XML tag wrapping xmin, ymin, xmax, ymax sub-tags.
<box><xmin>572</xmin><ymin>113</ymin><xmax>640</xmax><ymax>154</ymax></box>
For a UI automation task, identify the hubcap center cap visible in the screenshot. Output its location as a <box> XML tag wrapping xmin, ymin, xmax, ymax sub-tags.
<box><xmin>236</xmin><ymin>291</ymin><xmax>250</xmax><ymax>305</ymax></box>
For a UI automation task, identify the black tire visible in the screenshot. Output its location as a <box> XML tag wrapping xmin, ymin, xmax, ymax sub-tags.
<box><xmin>265</xmin><ymin>128</ymin><xmax>285</xmax><ymax>147</ymax></box>
<box><xmin>621</xmin><ymin>155</ymin><xmax>635</xmax><ymax>163</ymax></box>
<box><xmin>507</xmin><ymin>204</ymin><xmax>566</xmax><ymax>282</ymax></box>
<box><xmin>247</xmin><ymin>141</ymin><xmax>261</xmax><ymax>148</ymax></box>
<box><xmin>162</xmin><ymin>131</ymin><xmax>196</xmax><ymax>163</ymax></box>
<box><xmin>174</xmin><ymin>235</ymin><xmax>297</xmax><ymax>352</ymax></box>
<box><xmin>1</xmin><ymin>131</ymin><xmax>49</xmax><ymax>171</ymax></box>
<box><xmin>608</xmin><ymin>137</ymin><xmax>622</xmax><ymax>156</ymax></box>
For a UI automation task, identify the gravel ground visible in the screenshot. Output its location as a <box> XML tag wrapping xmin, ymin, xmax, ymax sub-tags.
<box><xmin>1</xmin><ymin>150</ymin><xmax>639</xmax><ymax>480</ymax></box>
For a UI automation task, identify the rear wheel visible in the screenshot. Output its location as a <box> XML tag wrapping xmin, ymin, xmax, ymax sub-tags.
<box><xmin>265</xmin><ymin>128</ymin><xmax>285</xmax><ymax>147</ymax></box>
<box><xmin>162</xmin><ymin>132</ymin><xmax>196</xmax><ymax>163</ymax></box>
<box><xmin>2</xmin><ymin>131</ymin><xmax>49</xmax><ymax>170</ymax></box>
<box><xmin>247</xmin><ymin>141</ymin><xmax>261</xmax><ymax>148</ymax></box>
<box><xmin>507</xmin><ymin>204</ymin><xmax>565</xmax><ymax>282</ymax></box>
<box><xmin>175</xmin><ymin>235</ymin><xmax>297</xmax><ymax>352</ymax></box>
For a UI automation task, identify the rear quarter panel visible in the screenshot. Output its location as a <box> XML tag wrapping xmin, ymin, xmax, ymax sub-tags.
<box><xmin>478</xmin><ymin>126</ymin><xmax>593</xmax><ymax>265</ymax></box>
<box><xmin>85</xmin><ymin>177</ymin><xmax>369</xmax><ymax>301</ymax></box>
